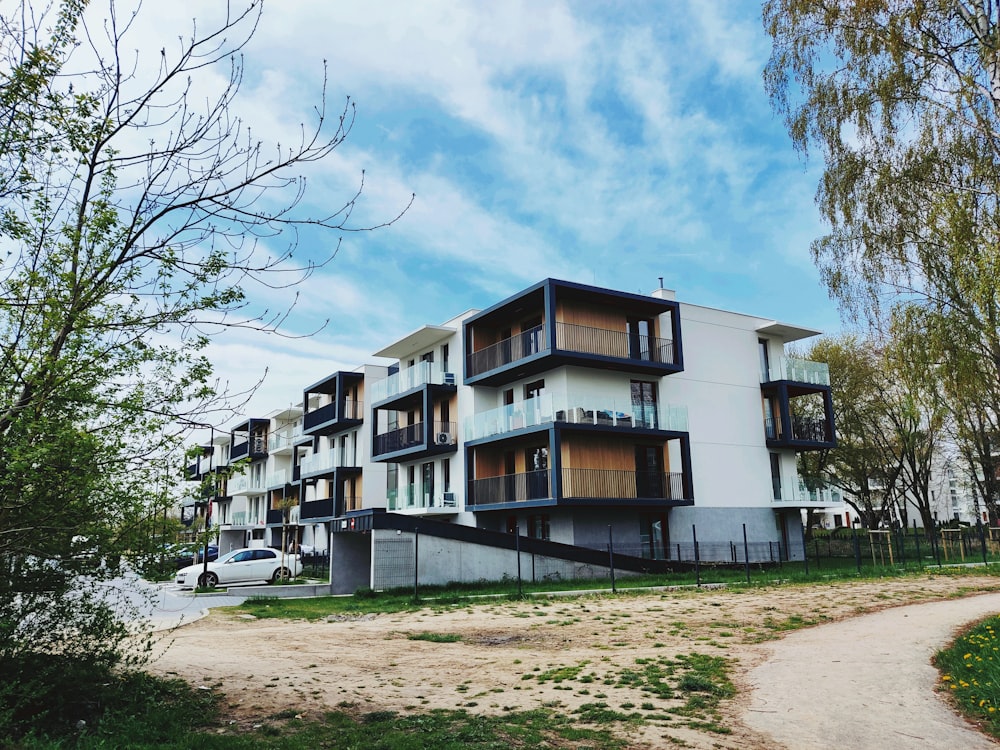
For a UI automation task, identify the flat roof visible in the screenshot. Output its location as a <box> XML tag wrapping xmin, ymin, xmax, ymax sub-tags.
<box><xmin>755</xmin><ymin>321</ymin><xmax>822</xmax><ymax>343</ymax></box>
<box><xmin>373</xmin><ymin>325</ymin><xmax>456</xmax><ymax>359</ymax></box>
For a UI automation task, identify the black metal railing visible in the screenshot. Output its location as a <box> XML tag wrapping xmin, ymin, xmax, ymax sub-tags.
<box><xmin>555</xmin><ymin>322</ymin><xmax>674</xmax><ymax>364</ymax></box>
<box><xmin>374</xmin><ymin>421</ymin><xmax>456</xmax><ymax>456</ymax></box>
<box><xmin>300</xmin><ymin>498</ymin><xmax>335</xmax><ymax>520</ymax></box>
<box><xmin>561</xmin><ymin>468</ymin><xmax>685</xmax><ymax>500</ymax></box>
<box><xmin>792</xmin><ymin>415</ymin><xmax>832</xmax><ymax>442</ymax></box>
<box><xmin>764</xmin><ymin>416</ymin><xmax>778</xmax><ymax>440</ymax></box>
<box><xmin>467</xmin><ymin>325</ymin><xmax>546</xmax><ymax>376</ymax></box>
<box><xmin>467</xmin><ymin>470</ymin><xmax>551</xmax><ymax>505</ymax></box>
<box><xmin>303</xmin><ymin>402</ymin><xmax>336</xmax><ymax>431</ymax></box>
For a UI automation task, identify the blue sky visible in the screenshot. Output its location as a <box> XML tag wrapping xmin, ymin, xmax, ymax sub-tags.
<box><xmin>130</xmin><ymin>1</ymin><xmax>841</xmax><ymax>422</ymax></box>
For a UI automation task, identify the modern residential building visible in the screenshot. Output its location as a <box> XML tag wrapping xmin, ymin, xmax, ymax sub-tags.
<box><xmin>190</xmin><ymin>278</ymin><xmax>838</xmax><ymax>590</ymax></box>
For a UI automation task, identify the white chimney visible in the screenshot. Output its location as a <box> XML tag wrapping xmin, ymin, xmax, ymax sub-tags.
<box><xmin>652</xmin><ymin>276</ymin><xmax>675</xmax><ymax>301</ymax></box>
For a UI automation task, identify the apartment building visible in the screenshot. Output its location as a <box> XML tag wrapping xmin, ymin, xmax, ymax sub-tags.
<box><xmin>191</xmin><ymin>278</ymin><xmax>837</xmax><ymax>589</ymax></box>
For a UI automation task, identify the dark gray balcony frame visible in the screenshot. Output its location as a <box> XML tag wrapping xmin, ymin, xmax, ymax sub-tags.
<box><xmin>230</xmin><ymin>417</ymin><xmax>268</xmax><ymax>462</ymax></box>
<box><xmin>463</xmin><ymin>422</ymin><xmax>694</xmax><ymax>511</ymax></box>
<box><xmin>761</xmin><ymin>380</ymin><xmax>837</xmax><ymax>451</ymax></box>
<box><xmin>462</xmin><ymin>278</ymin><xmax>684</xmax><ymax>387</ymax></box>
<box><xmin>302</xmin><ymin>371</ymin><xmax>364</xmax><ymax>436</ymax></box>
<box><xmin>370</xmin><ymin>383</ymin><xmax>458</xmax><ymax>463</ymax></box>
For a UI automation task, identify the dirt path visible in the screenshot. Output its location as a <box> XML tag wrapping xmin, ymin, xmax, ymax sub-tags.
<box><xmin>744</xmin><ymin>593</ymin><xmax>1000</xmax><ymax>749</ymax></box>
<box><xmin>148</xmin><ymin>574</ymin><xmax>1000</xmax><ymax>748</ymax></box>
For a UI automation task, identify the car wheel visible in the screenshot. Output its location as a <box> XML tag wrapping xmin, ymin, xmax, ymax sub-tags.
<box><xmin>271</xmin><ymin>567</ymin><xmax>291</xmax><ymax>583</ymax></box>
<box><xmin>198</xmin><ymin>572</ymin><xmax>218</xmax><ymax>589</ymax></box>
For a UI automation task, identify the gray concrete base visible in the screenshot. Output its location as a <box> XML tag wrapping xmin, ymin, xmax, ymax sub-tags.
<box><xmin>217</xmin><ymin>582</ymin><xmax>332</xmax><ymax>598</ymax></box>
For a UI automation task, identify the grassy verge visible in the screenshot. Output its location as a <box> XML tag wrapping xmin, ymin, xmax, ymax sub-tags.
<box><xmin>936</xmin><ymin>615</ymin><xmax>1000</xmax><ymax>739</ymax></box>
<box><xmin>226</xmin><ymin>564</ymin><xmax>1000</xmax><ymax>622</ymax></box>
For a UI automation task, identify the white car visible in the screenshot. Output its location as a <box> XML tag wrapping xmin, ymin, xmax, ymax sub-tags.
<box><xmin>175</xmin><ymin>547</ymin><xmax>302</xmax><ymax>589</ymax></box>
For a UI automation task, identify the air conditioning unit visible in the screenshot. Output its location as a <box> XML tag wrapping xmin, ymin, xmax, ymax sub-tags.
<box><xmin>443</xmin><ymin>372</ymin><xmax>456</xmax><ymax>385</ymax></box>
<box><xmin>442</xmin><ymin>492</ymin><xmax>456</xmax><ymax>506</ymax></box>
<box><xmin>435</xmin><ymin>432</ymin><xmax>453</xmax><ymax>445</ymax></box>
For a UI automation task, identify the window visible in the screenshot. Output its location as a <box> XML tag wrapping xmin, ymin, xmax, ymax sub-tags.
<box><xmin>441</xmin><ymin>343</ymin><xmax>449</xmax><ymax>373</ymax></box>
<box><xmin>628</xmin><ymin>317</ymin><xmax>655</xmax><ymax>360</ymax></box>
<box><xmin>442</xmin><ymin>458</ymin><xmax>451</xmax><ymax>493</ymax></box>
<box><xmin>439</xmin><ymin>397</ymin><xmax>450</xmax><ymax>425</ymax></box>
<box><xmin>770</xmin><ymin>453</ymin><xmax>782</xmax><ymax>500</ymax></box>
<box><xmin>526</xmin><ymin>447</ymin><xmax>549</xmax><ymax>499</ymax></box>
<box><xmin>639</xmin><ymin>513</ymin><xmax>668</xmax><ymax>559</ymax></box>
<box><xmin>528</xmin><ymin>513</ymin><xmax>550</xmax><ymax>541</ymax></box>
<box><xmin>422</xmin><ymin>462</ymin><xmax>434</xmax><ymax>507</ymax></box>
<box><xmin>524</xmin><ymin>379</ymin><xmax>545</xmax><ymax>400</ymax></box>
<box><xmin>631</xmin><ymin>380</ymin><xmax>658</xmax><ymax>429</ymax></box>
<box><xmin>635</xmin><ymin>445</ymin><xmax>664</xmax><ymax>497</ymax></box>
<box><xmin>758</xmin><ymin>338</ymin><xmax>771</xmax><ymax>381</ymax></box>
<box><xmin>503</xmin><ymin>388</ymin><xmax>514</xmax><ymax>406</ymax></box>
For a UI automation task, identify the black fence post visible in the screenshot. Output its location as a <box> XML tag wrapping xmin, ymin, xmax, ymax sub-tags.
<box><xmin>413</xmin><ymin>527</ymin><xmax>419</xmax><ymax>601</ymax></box>
<box><xmin>803</xmin><ymin>532</ymin><xmax>809</xmax><ymax>576</ymax></box>
<box><xmin>743</xmin><ymin>524</ymin><xmax>751</xmax><ymax>585</ymax></box>
<box><xmin>813</xmin><ymin>538</ymin><xmax>821</xmax><ymax>570</ymax></box>
<box><xmin>608</xmin><ymin>525</ymin><xmax>616</xmax><ymax>594</ymax></box>
<box><xmin>978</xmin><ymin>516</ymin><xmax>988</xmax><ymax>565</ymax></box>
<box><xmin>852</xmin><ymin>524</ymin><xmax>861</xmax><ymax>574</ymax></box>
<box><xmin>898</xmin><ymin>527</ymin><xmax>906</xmax><ymax>569</ymax></box>
<box><xmin>913</xmin><ymin>520</ymin><xmax>922</xmax><ymax>569</ymax></box>
<box><xmin>932</xmin><ymin>525</ymin><xmax>942</xmax><ymax>568</ymax></box>
<box><xmin>515</xmin><ymin>525</ymin><xmax>522</xmax><ymax>597</ymax></box>
<box><xmin>692</xmin><ymin>524</ymin><xmax>701</xmax><ymax>588</ymax></box>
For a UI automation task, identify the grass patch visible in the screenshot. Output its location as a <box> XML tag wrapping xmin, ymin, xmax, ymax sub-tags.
<box><xmin>936</xmin><ymin>614</ymin><xmax>1000</xmax><ymax>739</ymax></box>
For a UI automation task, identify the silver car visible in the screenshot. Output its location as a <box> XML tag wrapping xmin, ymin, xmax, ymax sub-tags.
<box><xmin>175</xmin><ymin>547</ymin><xmax>302</xmax><ymax>589</ymax></box>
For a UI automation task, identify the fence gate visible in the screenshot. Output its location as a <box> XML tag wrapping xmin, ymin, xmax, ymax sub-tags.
<box><xmin>373</xmin><ymin>537</ymin><xmax>414</xmax><ymax>591</ymax></box>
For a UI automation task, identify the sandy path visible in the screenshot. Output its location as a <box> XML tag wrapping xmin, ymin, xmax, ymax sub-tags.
<box><xmin>148</xmin><ymin>575</ymin><xmax>1000</xmax><ymax>748</ymax></box>
<box><xmin>744</xmin><ymin>593</ymin><xmax>1000</xmax><ymax>749</ymax></box>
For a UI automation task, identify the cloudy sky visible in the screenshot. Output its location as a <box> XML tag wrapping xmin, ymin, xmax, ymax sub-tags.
<box><xmin>114</xmin><ymin>1</ymin><xmax>840</xmax><ymax>424</ymax></box>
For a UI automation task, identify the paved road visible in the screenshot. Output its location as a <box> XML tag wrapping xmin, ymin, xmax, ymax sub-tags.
<box><xmin>744</xmin><ymin>593</ymin><xmax>1000</xmax><ymax>749</ymax></box>
<box><xmin>96</xmin><ymin>572</ymin><xmax>247</xmax><ymax>631</ymax></box>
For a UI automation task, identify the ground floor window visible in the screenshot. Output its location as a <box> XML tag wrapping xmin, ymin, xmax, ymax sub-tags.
<box><xmin>639</xmin><ymin>512</ymin><xmax>668</xmax><ymax>559</ymax></box>
<box><xmin>528</xmin><ymin>513</ymin><xmax>550</xmax><ymax>541</ymax></box>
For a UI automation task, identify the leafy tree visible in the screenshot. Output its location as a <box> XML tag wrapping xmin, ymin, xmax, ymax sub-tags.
<box><xmin>0</xmin><ymin>1</ymin><xmax>406</xmax><ymax>738</ymax></box>
<box><xmin>764</xmin><ymin>0</ymin><xmax>1000</xmax><ymax>522</ymax></box>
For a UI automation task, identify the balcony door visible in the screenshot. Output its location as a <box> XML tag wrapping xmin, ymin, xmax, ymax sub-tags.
<box><xmin>525</xmin><ymin>447</ymin><xmax>549</xmax><ymax>499</ymax></box>
<box><xmin>628</xmin><ymin>317</ymin><xmax>655</xmax><ymax>361</ymax></box>
<box><xmin>631</xmin><ymin>380</ymin><xmax>658</xmax><ymax>429</ymax></box>
<box><xmin>635</xmin><ymin>445</ymin><xmax>664</xmax><ymax>498</ymax></box>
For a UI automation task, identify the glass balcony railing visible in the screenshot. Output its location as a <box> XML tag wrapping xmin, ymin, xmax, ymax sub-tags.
<box><xmin>387</xmin><ymin>484</ymin><xmax>458</xmax><ymax>511</ymax></box>
<box><xmin>773</xmin><ymin>479</ymin><xmax>842</xmax><ymax>504</ymax></box>
<box><xmin>266</xmin><ymin>470</ymin><xmax>288</xmax><ymax>488</ymax></box>
<box><xmin>299</xmin><ymin>448</ymin><xmax>355</xmax><ymax>476</ymax></box>
<box><xmin>371</xmin><ymin>361</ymin><xmax>453</xmax><ymax>403</ymax></box>
<box><xmin>763</xmin><ymin>357</ymin><xmax>830</xmax><ymax>386</ymax></box>
<box><xmin>463</xmin><ymin>394</ymin><xmax>688</xmax><ymax>441</ymax></box>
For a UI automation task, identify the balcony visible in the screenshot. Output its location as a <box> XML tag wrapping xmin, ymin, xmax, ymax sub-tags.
<box><xmin>231</xmin><ymin>435</ymin><xmax>267</xmax><ymax>462</ymax></box>
<box><xmin>301</xmin><ymin>497</ymin><xmax>336</xmax><ymax>520</ymax></box>
<box><xmin>467</xmin><ymin>468</ymin><xmax>690</xmax><ymax>507</ymax></box>
<box><xmin>228</xmin><ymin>470</ymin><xmax>266</xmax><ymax>496</ymax></box>
<box><xmin>464</xmin><ymin>394</ymin><xmax>688</xmax><ymax>442</ymax></box>
<box><xmin>303</xmin><ymin>399</ymin><xmax>363</xmax><ymax>435</ymax></box>
<box><xmin>266</xmin><ymin>469</ymin><xmax>290</xmax><ymax>489</ymax></box>
<box><xmin>467</xmin><ymin>470</ymin><xmax>551</xmax><ymax>506</ymax></box>
<box><xmin>765</xmin><ymin>414</ymin><xmax>835</xmax><ymax>448</ymax></box>
<box><xmin>372</xmin><ymin>421</ymin><xmax>457</xmax><ymax>461</ymax></box>
<box><xmin>466</xmin><ymin>325</ymin><xmax>546</xmax><ymax>377</ymax></box>
<box><xmin>371</xmin><ymin>362</ymin><xmax>454</xmax><ymax>405</ymax></box>
<box><xmin>299</xmin><ymin>448</ymin><xmax>357</xmax><ymax>477</ymax></box>
<box><xmin>762</xmin><ymin>357</ymin><xmax>830</xmax><ymax>386</ymax></box>
<box><xmin>267</xmin><ymin>423</ymin><xmax>302</xmax><ymax>454</ymax></box>
<box><xmin>387</xmin><ymin>485</ymin><xmax>458</xmax><ymax>513</ymax></box>
<box><xmin>773</xmin><ymin>480</ymin><xmax>842</xmax><ymax>505</ymax></box>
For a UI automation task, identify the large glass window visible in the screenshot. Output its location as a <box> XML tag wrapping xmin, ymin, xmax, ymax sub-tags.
<box><xmin>770</xmin><ymin>453</ymin><xmax>782</xmax><ymax>500</ymax></box>
<box><xmin>631</xmin><ymin>380</ymin><xmax>658</xmax><ymax>429</ymax></box>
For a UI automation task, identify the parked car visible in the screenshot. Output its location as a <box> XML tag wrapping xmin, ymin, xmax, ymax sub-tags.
<box><xmin>175</xmin><ymin>547</ymin><xmax>302</xmax><ymax>589</ymax></box>
<box><xmin>172</xmin><ymin>544</ymin><xmax>218</xmax><ymax>569</ymax></box>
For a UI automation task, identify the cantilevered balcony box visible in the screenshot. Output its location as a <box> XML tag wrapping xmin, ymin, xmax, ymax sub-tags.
<box><xmin>230</xmin><ymin>418</ymin><xmax>269</xmax><ymax>462</ymax></box>
<box><xmin>758</xmin><ymin>337</ymin><xmax>837</xmax><ymax>452</ymax></box>
<box><xmin>369</xmin><ymin>325</ymin><xmax>459</xmax><ymax>463</ymax></box>
<box><xmin>302</xmin><ymin>371</ymin><xmax>364</xmax><ymax>437</ymax></box>
<box><xmin>463</xmin><ymin>278</ymin><xmax>684</xmax><ymax>388</ymax></box>
<box><xmin>463</xmin><ymin>400</ymin><xmax>694</xmax><ymax>512</ymax></box>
